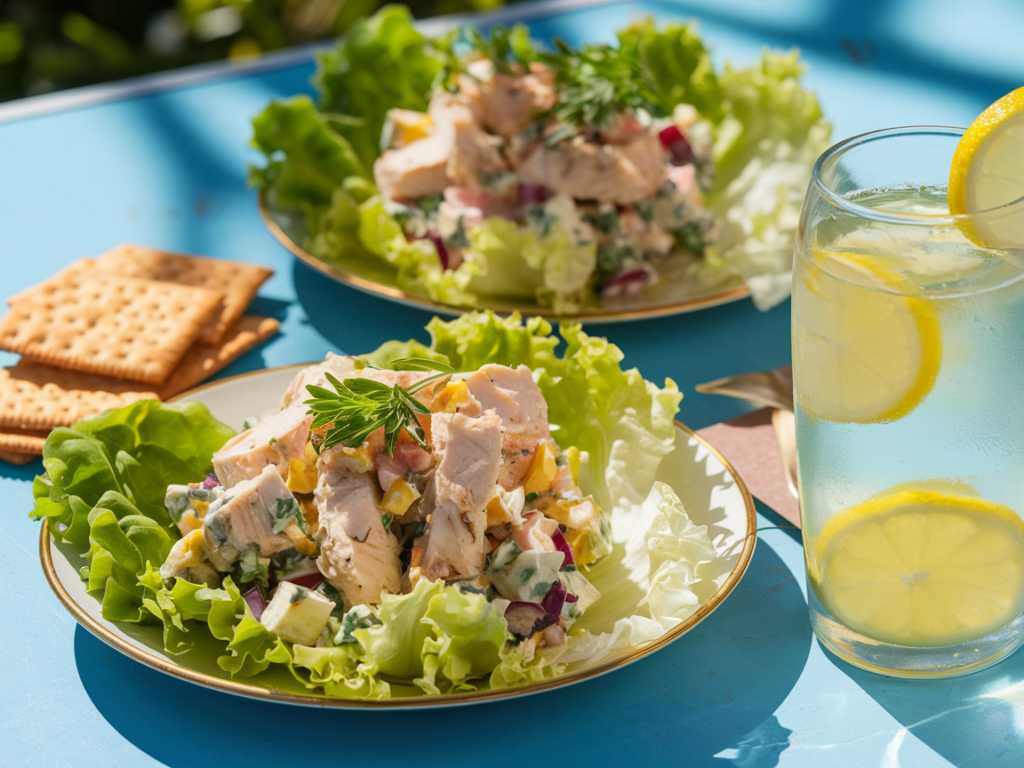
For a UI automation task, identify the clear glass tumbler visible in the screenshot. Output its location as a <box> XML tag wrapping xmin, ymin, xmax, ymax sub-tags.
<box><xmin>792</xmin><ymin>126</ymin><xmax>1024</xmax><ymax>678</ymax></box>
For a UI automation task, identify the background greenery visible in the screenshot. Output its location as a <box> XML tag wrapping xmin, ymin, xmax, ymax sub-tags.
<box><xmin>0</xmin><ymin>0</ymin><xmax>509</xmax><ymax>102</ymax></box>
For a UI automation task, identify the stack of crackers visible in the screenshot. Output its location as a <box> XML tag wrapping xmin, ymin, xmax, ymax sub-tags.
<box><xmin>0</xmin><ymin>244</ymin><xmax>281</xmax><ymax>466</ymax></box>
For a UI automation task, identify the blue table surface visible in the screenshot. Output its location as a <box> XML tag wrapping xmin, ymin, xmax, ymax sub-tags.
<box><xmin>4</xmin><ymin>0</ymin><xmax>1024</xmax><ymax>765</ymax></box>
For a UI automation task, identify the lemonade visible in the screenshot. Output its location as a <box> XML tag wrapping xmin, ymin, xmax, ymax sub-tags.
<box><xmin>793</xmin><ymin>166</ymin><xmax>1024</xmax><ymax>676</ymax></box>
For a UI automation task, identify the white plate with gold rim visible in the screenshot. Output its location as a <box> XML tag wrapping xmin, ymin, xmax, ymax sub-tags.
<box><xmin>41</xmin><ymin>363</ymin><xmax>756</xmax><ymax>708</ymax></box>
<box><xmin>260</xmin><ymin>194</ymin><xmax>751</xmax><ymax>324</ymax></box>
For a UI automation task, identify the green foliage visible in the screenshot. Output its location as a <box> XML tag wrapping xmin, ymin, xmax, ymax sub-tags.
<box><xmin>0</xmin><ymin>0</ymin><xmax>515</xmax><ymax>103</ymax></box>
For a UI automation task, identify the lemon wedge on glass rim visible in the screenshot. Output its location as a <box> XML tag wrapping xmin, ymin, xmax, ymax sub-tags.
<box><xmin>949</xmin><ymin>86</ymin><xmax>1024</xmax><ymax>248</ymax></box>
<box><xmin>809</xmin><ymin>490</ymin><xmax>1024</xmax><ymax>647</ymax></box>
<box><xmin>793</xmin><ymin>251</ymin><xmax>942</xmax><ymax>424</ymax></box>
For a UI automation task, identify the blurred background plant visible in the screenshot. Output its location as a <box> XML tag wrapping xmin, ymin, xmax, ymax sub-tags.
<box><xmin>0</xmin><ymin>0</ymin><xmax>508</xmax><ymax>102</ymax></box>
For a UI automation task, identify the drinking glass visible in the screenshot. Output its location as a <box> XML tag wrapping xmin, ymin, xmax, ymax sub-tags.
<box><xmin>792</xmin><ymin>126</ymin><xmax>1024</xmax><ymax>678</ymax></box>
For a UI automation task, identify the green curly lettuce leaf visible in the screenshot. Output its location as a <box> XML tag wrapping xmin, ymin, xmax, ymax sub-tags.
<box><xmin>30</xmin><ymin>400</ymin><xmax>236</xmax><ymax>620</ymax></box>
<box><xmin>314</xmin><ymin>4</ymin><xmax>443</xmax><ymax>170</ymax></box>
<box><xmin>702</xmin><ymin>50</ymin><xmax>832</xmax><ymax>308</ymax></box>
<box><xmin>249</xmin><ymin>96</ymin><xmax>368</xmax><ymax>214</ymax></box>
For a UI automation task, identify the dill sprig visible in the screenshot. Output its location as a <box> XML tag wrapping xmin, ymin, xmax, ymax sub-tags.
<box><xmin>304</xmin><ymin>358</ymin><xmax>454</xmax><ymax>456</ymax></box>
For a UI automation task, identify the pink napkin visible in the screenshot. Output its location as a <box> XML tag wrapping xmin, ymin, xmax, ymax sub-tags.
<box><xmin>697</xmin><ymin>408</ymin><xmax>801</xmax><ymax>528</ymax></box>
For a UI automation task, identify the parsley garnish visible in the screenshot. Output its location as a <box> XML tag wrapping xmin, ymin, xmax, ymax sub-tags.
<box><xmin>304</xmin><ymin>358</ymin><xmax>455</xmax><ymax>456</ymax></box>
<box><xmin>539</xmin><ymin>39</ymin><xmax>664</xmax><ymax>145</ymax></box>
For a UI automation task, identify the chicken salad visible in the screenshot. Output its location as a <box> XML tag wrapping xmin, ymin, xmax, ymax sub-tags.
<box><xmin>32</xmin><ymin>313</ymin><xmax>720</xmax><ymax>698</ymax></box>
<box><xmin>250</xmin><ymin>7</ymin><xmax>831</xmax><ymax>314</ymax></box>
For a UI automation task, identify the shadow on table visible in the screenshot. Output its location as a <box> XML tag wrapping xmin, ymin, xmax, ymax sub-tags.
<box><xmin>74</xmin><ymin>538</ymin><xmax>810</xmax><ymax>768</ymax></box>
<box><xmin>291</xmin><ymin>257</ymin><xmax>440</xmax><ymax>355</ymax></box>
<box><xmin>826</xmin><ymin>644</ymin><xmax>1024</xmax><ymax>766</ymax></box>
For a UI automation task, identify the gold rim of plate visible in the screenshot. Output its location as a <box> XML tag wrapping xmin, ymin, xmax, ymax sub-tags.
<box><xmin>39</xmin><ymin>363</ymin><xmax>758</xmax><ymax>709</ymax></box>
<box><xmin>257</xmin><ymin>191</ymin><xmax>751</xmax><ymax>323</ymax></box>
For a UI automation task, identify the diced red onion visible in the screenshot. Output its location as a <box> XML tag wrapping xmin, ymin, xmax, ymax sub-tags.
<box><xmin>410</xmin><ymin>231</ymin><xmax>450</xmax><ymax>269</ymax></box>
<box><xmin>281</xmin><ymin>572</ymin><xmax>324</xmax><ymax>590</ymax></box>
<box><xmin>517</xmin><ymin>183</ymin><xmax>552</xmax><ymax>207</ymax></box>
<box><xmin>605</xmin><ymin>269</ymin><xmax>650</xmax><ymax>288</ymax></box>
<box><xmin>551</xmin><ymin>529</ymin><xmax>575</xmax><ymax>566</ymax></box>
<box><xmin>565</xmin><ymin>592</ymin><xmax>579</xmax><ymax>604</ymax></box>
<box><xmin>541</xmin><ymin>580</ymin><xmax>568</xmax><ymax>617</ymax></box>
<box><xmin>657</xmin><ymin>125</ymin><xmax>693</xmax><ymax>166</ymax></box>
<box><xmin>657</xmin><ymin>124</ymin><xmax>683</xmax><ymax>148</ymax></box>
<box><xmin>425</xmin><ymin>232</ymin><xmax>449</xmax><ymax>270</ymax></box>
<box><xmin>242</xmin><ymin>587</ymin><xmax>268</xmax><ymax>621</ymax></box>
<box><xmin>202</xmin><ymin>474</ymin><xmax>221</xmax><ymax>490</ymax></box>
<box><xmin>504</xmin><ymin>601</ymin><xmax>556</xmax><ymax>639</ymax></box>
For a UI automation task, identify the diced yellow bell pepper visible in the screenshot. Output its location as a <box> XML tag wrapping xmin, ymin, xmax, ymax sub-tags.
<box><xmin>565</xmin><ymin>527</ymin><xmax>598</xmax><ymax>567</ymax></box>
<box><xmin>178</xmin><ymin>509</ymin><xmax>203</xmax><ymax>534</ymax></box>
<box><xmin>284</xmin><ymin>523</ymin><xmax>317</xmax><ymax>556</ymax></box>
<box><xmin>167</xmin><ymin>529</ymin><xmax>207</xmax><ymax>572</ymax></box>
<box><xmin>341</xmin><ymin>444</ymin><xmax>374</xmax><ymax>473</ymax></box>
<box><xmin>388</xmin><ymin>109</ymin><xmax>434</xmax><ymax>147</ymax></box>
<box><xmin>287</xmin><ymin>458</ymin><xmax>319</xmax><ymax>494</ymax></box>
<box><xmin>382</xmin><ymin>477</ymin><xmax>421</xmax><ymax>516</ymax></box>
<box><xmin>486</xmin><ymin>493</ymin><xmax>514</xmax><ymax>527</ymax></box>
<box><xmin>433</xmin><ymin>381</ymin><xmax>473</xmax><ymax>414</ymax></box>
<box><xmin>524</xmin><ymin>442</ymin><xmax>558</xmax><ymax>495</ymax></box>
<box><xmin>563</xmin><ymin>446</ymin><xmax>581</xmax><ymax>485</ymax></box>
<box><xmin>304</xmin><ymin>441</ymin><xmax>319</xmax><ymax>463</ymax></box>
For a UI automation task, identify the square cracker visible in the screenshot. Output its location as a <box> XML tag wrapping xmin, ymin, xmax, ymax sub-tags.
<box><xmin>0</xmin><ymin>426</ymin><xmax>49</xmax><ymax>455</ymax></box>
<box><xmin>158</xmin><ymin>314</ymin><xmax>280</xmax><ymax>398</ymax></box>
<box><xmin>0</xmin><ymin>268</ymin><xmax>223</xmax><ymax>384</ymax></box>
<box><xmin>0</xmin><ymin>450</ymin><xmax>36</xmax><ymax>466</ymax></box>
<box><xmin>96</xmin><ymin>245</ymin><xmax>274</xmax><ymax>344</ymax></box>
<box><xmin>0</xmin><ymin>315</ymin><xmax>279</xmax><ymax>430</ymax></box>
<box><xmin>0</xmin><ymin>361</ymin><xmax>158</xmax><ymax>430</ymax></box>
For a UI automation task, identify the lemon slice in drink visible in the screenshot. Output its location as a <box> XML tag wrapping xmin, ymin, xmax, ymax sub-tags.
<box><xmin>811</xmin><ymin>490</ymin><xmax>1024</xmax><ymax>647</ymax></box>
<box><xmin>793</xmin><ymin>251</ymin><xmax>942</xmax><ymax>423</ymax></box>
<box><xmin>949</xmin><ymin>87</ymin><xmax>1024</xmax><ymax>247</ymax></box>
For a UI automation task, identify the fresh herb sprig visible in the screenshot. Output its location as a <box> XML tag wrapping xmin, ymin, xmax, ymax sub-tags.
<box><xmin>304</xmin><ymin>358</ymin><xmax>455</xmax><ymax>456</ymax></box>
<box><xmin>538</xmin><ymin>39</ymin><xmax>664</xmax><ymax>145</ymax></box>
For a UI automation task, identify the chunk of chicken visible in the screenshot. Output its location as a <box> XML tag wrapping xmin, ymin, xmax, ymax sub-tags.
<box><xmin>212</xmin><ymin>404</ymin><xmax>312</xmax><ymax>488</ymax></box>
<box><xmin>416</xmin><ymin>411</ymin><xmax>502</xmax><ymax>580</ymax></box>
<box><xmin>376</xmin><ymin>440</ymin><xmax>433</xmax><ymax>494</ymax></box>
<box><xmin>462</xmin><ymin>364</ymin><xmax>554</xmax><ymax>490</ymax></box>
<box><xmin>516</xmin><ymin>132</ymin><xmax>667</xmax><ymax>205</ymax></box>
<box><xmin>512</xmin><ymin>510</ymin><xmax>559</xmax><ymax>552</ymax></box>
<box><xmin>315</xmin><ymin>446</ymin><xmax>402</xmax><ymax>609</ymax></box>
<box><xmin>464</xmin><ymin>365</ymin><xmax>550</xmax><ymax>438</ymax></box>
<box><xmin>465</xmin><ymin>60</ymin><xmax>557</xmax><ymax>139</ymax></box>
<box><xmin>373</xmin><ymin>132</ymin><xmax>452</xmax><ymax>202</ymax></box>
<box><xmin>430</xmin><ymin>92</ymin><xmax>508</xmax><ymax>188</ymax></box>
<box><xmin>280</xmin><ymin>353</ymin><xmax>358</xmax><ymax>408</ymax></box>
<box><xmin>202</xmin><ymin>464</ymin><xmax>303</xmax><ymax>571</ymax></box>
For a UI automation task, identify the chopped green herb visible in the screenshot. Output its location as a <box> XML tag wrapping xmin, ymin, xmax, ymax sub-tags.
<box><xmin>337</xmin><ymin>606</ymin><xmax>382</xmax><ymax>644</ymax></box>
<box><xmin>381</xmin><ymin>512</ymin><xmax>394</xmax><ymax>533</ymax></box>
<box><xmin>526</xmin><ymin>206</ymin><xmax>557</xmax><ymax>237</ymax></box>
<box><xmin>233</xmin><ymin>545</ymin><xmax>269</xmax><ymax>588</ymax></box>
<box><xmin>289</xmin><ymin>586</ymin><xmax>309</xmax><ymax>604</ymax></box>
<box><xmin>519</xmin><ymin>566</ymin><xmax>537</xmax><ymax>583</ymax></box>
<box><xmin>268</xmin><ymin>496</ymin><xmax>301</xmax><ymax>534</ymax></box>
<box><xmin>445</xmin><ymin>216</ymin><xmax>471</xmax><ymax>249</ymax></box>
<box><xmin>418</xmin><ymin>193</ymin><xmax>442</xmax><ymax>215</ymax></box>
<box><xmin>525</xmin><ymin>492</ymin><xmax>538</xmax><ymax>503</ymax></box>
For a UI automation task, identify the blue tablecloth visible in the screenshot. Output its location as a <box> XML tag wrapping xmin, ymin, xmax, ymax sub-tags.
<box><xmin>3</xmin><ymin>1</ymin><xmax>1024</xmax><ymax>765</ymax></box>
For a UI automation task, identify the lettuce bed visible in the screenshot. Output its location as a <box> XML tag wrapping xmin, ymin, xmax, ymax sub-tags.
<box><xmin>32</xmin><ymin>313</ymin><xmax>717</xmax><ymax>698</ymax></box>
<box><xmin>250</xmin><ymin>6</ymin><xmax>831</xmax><ymax>312</ymax></box>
